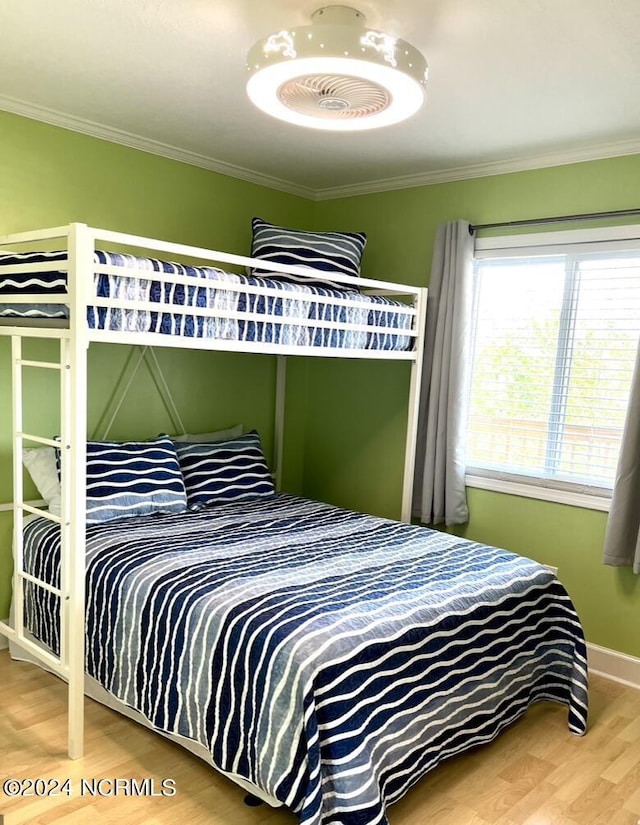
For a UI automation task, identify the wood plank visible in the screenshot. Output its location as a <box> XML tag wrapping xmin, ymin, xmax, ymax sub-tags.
<box><xmin>2</xmin><ymin>651</ymin><xmax>640</xmax><ymax>825</ymax></box>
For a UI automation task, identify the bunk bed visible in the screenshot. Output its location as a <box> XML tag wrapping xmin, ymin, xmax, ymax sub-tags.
<box><xmin>0</xmin><ymin>223</ymin><xmax>588</xmax><ymax>825</ymax></box>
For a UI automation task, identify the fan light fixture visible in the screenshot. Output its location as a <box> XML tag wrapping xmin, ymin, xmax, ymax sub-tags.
<box><xmin>246</xmin><ymin>5</ymin><xmax>428</xmax><ymax>131</ymax></box>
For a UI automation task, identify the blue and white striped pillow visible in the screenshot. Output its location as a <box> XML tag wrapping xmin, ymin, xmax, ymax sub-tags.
<box><xmin>175</xmin><ymin>431</ymin><xmax>275</xmax><ymax>508</ymax></box>
<box><xmin>0</xmin><ymin>250</ymin><xmax>68</xmax><ymax>294</ymax></box>
<box><xmin>0</xmin><ymin>250</ymin><xmax>69</xmax><ymax>318</ymax></box>
<box><xmin>250</xmin><ymin>217</ymin><xmax>366</xmax><ymax>288</ymax></box>
<box><xmin>55</xmin><ymin>435</ymin><xmax>187</xmax><ymax>524</ymax></box>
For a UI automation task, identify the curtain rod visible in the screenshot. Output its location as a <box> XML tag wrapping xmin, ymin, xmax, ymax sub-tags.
<box><xmin>469</xmin><ymin>207</ymin><xmax>640</xmax><ymax>235</ymax></box>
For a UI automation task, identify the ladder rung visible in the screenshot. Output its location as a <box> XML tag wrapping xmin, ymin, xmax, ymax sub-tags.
<box><xmin>0</xmin><ymin>620</ymin><xmax>67</xmax><ymax>676</ymax></box>
<box><xmin>20</xmin><ymin>502</ymin><xmax>62</xmax><ymax>524</ymax></box>
<box><xmin>18</xmin><ymin>570</ymin><xmax>62</xmax><ymax>598</ymax></box>
<box><xmin>17</xmin><ymin>433</ymin><xmax>60</xmax><ymax>448</ymax></box>
<box><xmin>17</xmin><ymin>358</ymin><xmax>63</xmax><ymax>370</ymax></box>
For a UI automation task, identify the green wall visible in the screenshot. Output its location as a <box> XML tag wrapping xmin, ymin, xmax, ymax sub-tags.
<box><xmin>1</xmin><ymin>109</ymin><xmax>638</xmax><ymax>661</ymax></box>
<box><xmin>0</xmin><ymin>110</ymin><xmax>312</xmax><ymax>619</ymax></box>
<box><xmin>309</xmin><ymin>155</ymin><xmax>640</xmax><ymax>658</ymax></box>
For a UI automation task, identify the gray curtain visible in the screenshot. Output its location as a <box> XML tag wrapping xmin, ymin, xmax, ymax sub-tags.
<box><xmin>603</xmin><ymin>335</ymin><xmax>640</xmax><ymax>573</ymax></box>
<box><xmin>413</xmin><ymin>220</ymin><xmax>474</xmax><ymax>526</ymax></box>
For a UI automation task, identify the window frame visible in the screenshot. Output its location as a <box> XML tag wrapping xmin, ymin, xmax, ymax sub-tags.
<box><xmin>467</xmin><ymin>222</ymin><xmax>640</xmax><ymax>512</ymax></box>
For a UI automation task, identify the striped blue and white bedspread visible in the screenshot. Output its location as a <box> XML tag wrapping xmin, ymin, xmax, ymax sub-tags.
<box><xmin>22</xmin><ymin>494</ymin><xmax>588</xmax><ymax>825</ymax></box>
<box><xmin>0</xmin><ymin>251</ymin><xmax>412</xmax><ymax>350</ymax></box>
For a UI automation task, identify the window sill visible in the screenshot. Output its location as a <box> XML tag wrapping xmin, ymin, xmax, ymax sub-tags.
<box><xmin>465</xmin><ymin>474</ymin><xmax>611</xmax><ymax>512</ymax></box>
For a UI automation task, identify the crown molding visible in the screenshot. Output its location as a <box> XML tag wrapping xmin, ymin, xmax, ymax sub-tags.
<box><xmin>2</xmin><ymin>94</ymin><xmax>640</xmax><ymax>203</ymax></box>
<box><xmin>313</xmin><ymin>138</ymin><xmax>640</xmax><ymax>200</ymax></box>
<box><xmin>0</xmin><ymin>95</ymin><xmax>316</xmax><ymax>201</ymax></box>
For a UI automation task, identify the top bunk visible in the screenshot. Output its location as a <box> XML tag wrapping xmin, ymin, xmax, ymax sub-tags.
<box><xmin>0</xmin><ymin>223</ymin><xmax>427</xmax><ymax>360</ymax></box>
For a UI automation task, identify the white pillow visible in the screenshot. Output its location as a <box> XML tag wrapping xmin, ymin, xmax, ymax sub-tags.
<box><xmin>172</xmin><ymin>424</ymin><xmax>242</xmax><ymax>444</ymax></box>
<box><xmin>22</xmin><ymin>446</ymin><xmax>61</xmax><ymax>516</ymax></box>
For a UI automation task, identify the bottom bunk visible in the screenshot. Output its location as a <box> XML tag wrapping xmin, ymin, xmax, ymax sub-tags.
<box><xmin>13</xmin><ymin>492</ymin><xmax>588</xmax><ymax>825</ymax></box>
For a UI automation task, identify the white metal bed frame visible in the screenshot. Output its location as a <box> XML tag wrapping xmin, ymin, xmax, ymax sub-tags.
<box><xmin>0</xmin><ymin>222</ymin><xmax>427</xmax><ymax>763</ymax></box>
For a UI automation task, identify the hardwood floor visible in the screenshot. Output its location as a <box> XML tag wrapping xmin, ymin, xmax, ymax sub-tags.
<box><xmin>1</xmin><ymin>650</ymin><xmax>639</xmax><ymax>825</ymax></box>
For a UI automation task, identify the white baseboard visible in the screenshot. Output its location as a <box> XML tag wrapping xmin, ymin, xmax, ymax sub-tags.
<box><xmin>587</xmin><ymin>642</ymin><xmax>640</xmax><ymax>690</ymax></box>
<box><xmin>0</xmin><ymin>634</ymin><xmax>8</xmax><ymax>651</ymax></box>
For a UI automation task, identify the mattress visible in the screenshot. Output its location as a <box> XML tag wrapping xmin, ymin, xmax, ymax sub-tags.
<box><xmin>0</xmin><ymin>250</ymin><xmax>413</xmax><ymax>351</ymax></box>
<box><xmin>21</xmin><ymin>493</ymin><xmax>588</xmax><ymax>825</ymax></box>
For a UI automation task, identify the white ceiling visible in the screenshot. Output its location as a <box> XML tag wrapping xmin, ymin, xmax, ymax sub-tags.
<box><xmin>2</xmin><ymin>0</ymin><xmax>640</xmax><ymax>199</ymax></box>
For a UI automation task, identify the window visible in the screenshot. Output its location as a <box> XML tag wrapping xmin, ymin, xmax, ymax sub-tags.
<box><xmin>466</xmin><ymin>225</ymin><xmax>640</xmax><ymax>509</ymax></box>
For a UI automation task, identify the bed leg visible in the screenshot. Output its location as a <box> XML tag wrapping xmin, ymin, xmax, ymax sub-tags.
<box><xmin>243</xmin><ymin>793</ymin><xmax>264</xmax><ymax>807</ymax></box>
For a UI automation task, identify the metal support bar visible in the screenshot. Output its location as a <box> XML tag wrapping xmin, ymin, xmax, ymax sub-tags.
<box><xmin>11</xmin><ymin>336</ymin><xmax>25</xmax><ymax>641</ymax></box>
<box><xmin>21</xmin><ymin>502</ymin><xmax>62</xmax><ymax>523</ymax></box>
<box><xmin>18</xmin><ymin>433</ymin><xmax>61</xmax><ymax>448</ymax></box>
<box><xmin>91</xmin><ymin>346</ymin><xmax>146</xmax><ymax>440</ymax></box>
<box><xmin>91</xmin><ymin>346</ymin><xmax>186</xmax><ymax>440</ymax></box>
<box><xmin>0</xmin><ymin>499</ymin><xmax>45</xmax><ymax>513</ymax></box>
<box><xmin>17</xmin><ymin>359</ymin><xmax>62</xmax><ymax>370</ymax></box>
<box><xmin>64</xmin><ymin>222</ymin><xmax>91</xmax><ymax>759</ymax></box>
<box><xmin>18</xmin><ymin>570</ymin><xmax>62</xmax><ymax>598</ymax></box>
<box><xmin>274</xmin><ymin>356</ymin><xmax>287</xmax><ymax>491</ymax></box>
<box><xmin>401</xmin><ymin>288</ymin><xmax>428</xmax><ymax>522</ymax></box>
<box><xmin>144</xmin><ymin>348</ymin><xmax>186</xmax><ymax>436</ymax></box>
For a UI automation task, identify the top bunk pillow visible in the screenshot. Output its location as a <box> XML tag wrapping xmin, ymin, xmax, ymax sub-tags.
<box><xmin>54</xmin><ymin>434</ymin><xmax>187</xmax><ymax>525</ymax></box>
<box><xmin>0</xmin><ymin>251</ymin><xmax>68</xmax><ymax>294</ymax></box>
<box><xmin>174</xmin><ymin>430</ymin><xmax>275</xmax><ymax>508</ymax></box>
<box><xmin>250</xmin><ymin>217</ymin><xmax>367</xmax><ymax>289</ymax></box>
<box><xmin>0</xmin><ymin>251</ymin><xmax>69</xmax><ymax>319</ymax></box>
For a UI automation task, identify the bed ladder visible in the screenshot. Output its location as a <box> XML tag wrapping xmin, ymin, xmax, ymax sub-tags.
<box><xmin>0</xmin><ymin>329</ymin><xmax>88</xmax><ymax>759</ymax></box>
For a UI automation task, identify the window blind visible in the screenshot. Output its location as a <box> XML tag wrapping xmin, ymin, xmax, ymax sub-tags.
<box><xmin>466</xmin><ymin>248</ymin><xmax>640</xmax><ymax>496</ymax></box>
